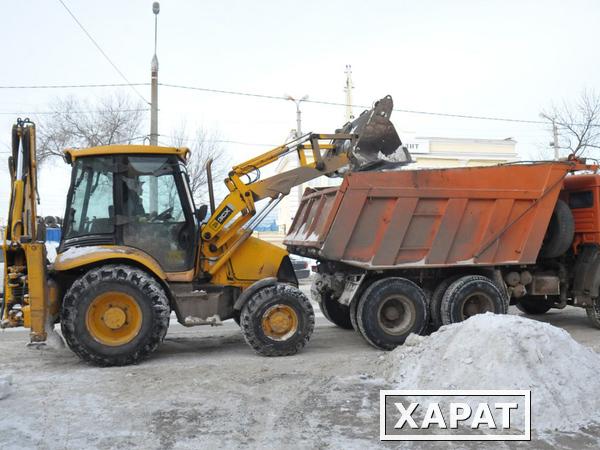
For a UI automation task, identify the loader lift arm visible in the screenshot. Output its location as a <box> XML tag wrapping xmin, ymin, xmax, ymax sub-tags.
<box><xmin>200</xmin><ymin>95</ymin><xmax>408</xmax><ymax>276</ymax></box>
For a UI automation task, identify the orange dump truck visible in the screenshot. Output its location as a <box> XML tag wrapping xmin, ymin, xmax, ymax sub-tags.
<box><xmin>284</xmin><ymin>160</ymin><xmax>600</xmax><ymax>349</ymax></box>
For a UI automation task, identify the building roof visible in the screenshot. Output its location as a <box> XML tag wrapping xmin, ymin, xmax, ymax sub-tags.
<box><xmin>416</xmin><ymin>136</ymin><xmax>517</xmax><ymax>145</ymax></box>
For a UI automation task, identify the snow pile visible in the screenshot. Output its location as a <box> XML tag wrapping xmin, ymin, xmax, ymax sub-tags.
<box><xmin>0</xmin><ymin>375</ymin><xmax>13</xmax><ymax>400</ymax></box>
<box><xmin>381</xmin><ymin>313</ymin><xmax>600</xmax><ymax>433</ymax></box>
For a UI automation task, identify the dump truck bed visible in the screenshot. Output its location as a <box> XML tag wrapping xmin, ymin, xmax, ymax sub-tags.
<box><xmin>284</xmin><ymin>162</ymin><xmax>574</xmax><ymax>269</ymax></box>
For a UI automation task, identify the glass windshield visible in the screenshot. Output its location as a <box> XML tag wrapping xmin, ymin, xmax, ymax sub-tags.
<box><xmin>120</xmin><ymin>156</ymin><xmax>195</xmax><ymax>272</ymax></box>
<box><xmin>64</xmin><ymin>157</ymin><xmax>114</xmax><ymax>239</ymax></box>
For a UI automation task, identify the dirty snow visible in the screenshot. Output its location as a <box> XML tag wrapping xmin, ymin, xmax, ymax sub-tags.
<box><xmin>381</xmin><ymin>313</ymin><xmax>600</xmax><ymax>433</ymax></box>
<box><xmin>0</xmin><ymin>375</ymin><xmax>13</xmax><ymax>400</ymax></box>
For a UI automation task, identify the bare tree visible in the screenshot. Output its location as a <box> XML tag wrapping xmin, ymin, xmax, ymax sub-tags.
<box><xmin>36</xmin><ymin>94</ymin><xmax>145</xmax><ymax>164</ymax></box>
<box><xmin>169</xmin><ymin>124</ymin><xmax>229</xmax><ymax>204</ymax></box>
<box><xmin>542</xmin><ymin>89</ymin><xmax>600</xmax><ymax>158</ymax></box>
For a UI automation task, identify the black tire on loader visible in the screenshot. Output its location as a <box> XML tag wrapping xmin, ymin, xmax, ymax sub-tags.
<box><xmin>356</xmin><ymin>277</ymin><xmax>428</xmax><ymax>350</ymax></box>
<box><xmin>441</xmin><ymin>275</ymin><xmax>507</xmax><ymax>325</ymax></box>
<box><xmin>516</xmin><ymin>296</ymin><xmax>554</xmax><ymax>315</ymax></box>
<box><xmin>240</xmin><ymin>283</ymin><xmax>315</xmax><ymax>356</ymax></box>
<box><xmin>60</xmin><ymin>264</ymin><xmax>170</xmax><ymax>366</ymax></box>
<box><xmin>539</xmin><ymin>200</ymin><xmax>575</xmax><ymax>259</ymax></box>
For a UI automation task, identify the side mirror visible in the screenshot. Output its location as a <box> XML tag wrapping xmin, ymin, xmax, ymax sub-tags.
<box><xmin>196</xmin><ymin>204</ymin><xmax>208</xmax><ymax>222</ymax></box>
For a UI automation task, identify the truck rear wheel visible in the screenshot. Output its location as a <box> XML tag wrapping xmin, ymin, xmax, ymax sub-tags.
<box><xmin>586</xmin><ymin>299</ymin><xmax>600</xmax><ymax>329</ymax></box>
<box><xmin>441</xmin><ymin>275</ymin><xmax>506</xmax><ymax>325</ymax></box>
<box><xmin>240</xmin><ymin>283</ymin><xmax>314</xmax><ymax>356</ymax></box>
<box><xmin>60</xmin><ymin>264</ymin><xmax>170</xmax><ymax>366</ymax></box>
<box><xmin>516</xmin><ymin>296</ymin><xmax>554</xmax><ymax>315</ymax></box>
<box><xmin>429</xmin><ymin>275</ymin><xmax>461</xmax><ymax>331</ymax></box>
<box><xmin>356</xmin><ymin>277</ymin><xmax>428</xmax><ymax>350</ymax></box>
<box><xmin>317</xmin><ymin>293</ymin><xmax>353</xmax><ymax>330</ymax></box>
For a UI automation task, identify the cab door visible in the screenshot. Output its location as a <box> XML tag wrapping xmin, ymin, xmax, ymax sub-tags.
<box><xmin>116</xmin><ymin>155</ymin><xmax>197</xmax><ymax>272</ymax></box>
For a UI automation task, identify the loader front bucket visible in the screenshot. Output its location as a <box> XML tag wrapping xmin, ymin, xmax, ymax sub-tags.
<box><xmin>336</xmin><ymin>95</ymin><xmax>411</xmax><ymax>171</ymax></box>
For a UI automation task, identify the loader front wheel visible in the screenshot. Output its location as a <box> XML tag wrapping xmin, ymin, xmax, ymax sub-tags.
<box><xmin>356</xmin><ymin>277</ymin><xmax>428</xmax><ymax>350</ymax></box>
<box><xmin>61</xmin><ymin>265</ymin><xmax>170</xmax><ymax>366</ymax></box>
<box><xmin>240</xmin><ymin>283</ymin><xmax>314</xmax><ymax>356</ymax></box>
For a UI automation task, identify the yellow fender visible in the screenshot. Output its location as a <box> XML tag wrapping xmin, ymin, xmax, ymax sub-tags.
<box><xmin>53</xmin><ymin>245</ymin><xmax>167</xmax><ymax>280</ymax></box>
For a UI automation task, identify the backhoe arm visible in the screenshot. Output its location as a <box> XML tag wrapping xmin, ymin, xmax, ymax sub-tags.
<box><xmin>200</xmin><ymin>96</ymin><xmax>409</xmax><ymax>276</ymax></box>
<box><xmin>2</xmin><ymin>120</ymin><xmax>50</xmax><ymax>343</ymax></box>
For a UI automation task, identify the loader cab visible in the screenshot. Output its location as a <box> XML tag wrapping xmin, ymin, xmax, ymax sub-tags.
<box><xmin>60</xmin><ymin>148</ymin><xmax>198</xmax><ymax>272</ymax></box>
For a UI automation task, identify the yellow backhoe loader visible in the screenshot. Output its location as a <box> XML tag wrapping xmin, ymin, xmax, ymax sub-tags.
<box><xmin>1</xmin><ymin>96</ymin><xmax>409</xmax><ymax>366</ymax></box>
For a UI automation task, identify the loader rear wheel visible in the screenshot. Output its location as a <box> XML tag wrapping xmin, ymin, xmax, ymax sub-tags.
<box><xmin>356</xmin><ymin>278</ymin><xmax>428</xmax><ymax>350</ymax></box>
<box><xmin>61</xmin><ymin>264</ymin><xmax>170</xmax><ymax>366</ymax></box>
<box><xmin>441</xmin><ymin>275</ymin><xmax>506</xmax><ymax>325</ymax></box>
<box><xmin>516</xmin><ymin>296</ymin><xmax>554</xmax><ymax>315</ymax></box>
<box><xmin>240</xmin><ymin>283</ymin><xmax>314</xmax><ymax>356</ymax></box>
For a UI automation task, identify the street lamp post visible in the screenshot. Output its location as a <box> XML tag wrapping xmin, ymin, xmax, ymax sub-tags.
<box><xmin>150</xmin><ymin>2</ymin><xmax>160</xmax><ymax>146</ymax></box>
<box><xmin>149</xmin><ymin>2</ymin><xmax>160</xmax><ymax>214</ymax></box>
<box><xmin>285</xmin><ymin>94</ymin><xmax>309</xmax><ymax>210</ymax></box>
<box><xmin>286</xmin><ymin>94</ymin><xmax>309</xmax><ymax>139</ymax></box>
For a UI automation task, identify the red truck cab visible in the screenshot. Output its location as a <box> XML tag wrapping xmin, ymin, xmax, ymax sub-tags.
<box><xmin>563</xmin><ymin>174</ymin><xmax>600</xmax><ymax>248</ymax></box>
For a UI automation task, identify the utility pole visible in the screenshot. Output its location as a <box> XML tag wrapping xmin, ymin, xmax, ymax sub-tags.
<box><xmin>344</xmin><ymin>65</ymin><xmax>354</xmax><ymax>122</ymax></box>
<box><xmin>149</xmin><ymin>1</ymin><xmax>160</xmax><ymax>213</ymax></box>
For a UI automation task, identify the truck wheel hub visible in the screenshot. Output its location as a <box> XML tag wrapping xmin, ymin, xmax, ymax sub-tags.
<box><xmin>378</xmin><ymin>296</ymin><xmax>415</xmax><ymax>335</ymax></box>
<box><xmin>261</xmin><ymin>305</ymin><xmax>298</xmax><ymax>341</ymax></box>
<box><xmin>462</xmin><ymin>293</ymin><xmax>494</xmax><ymax>319</ymax></box>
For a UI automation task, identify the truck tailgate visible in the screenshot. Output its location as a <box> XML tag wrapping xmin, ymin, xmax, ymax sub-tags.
<box><xmin>284</xmin><ymin>162</ymin><xmax>573</xmax><ymax>268</ymax></box>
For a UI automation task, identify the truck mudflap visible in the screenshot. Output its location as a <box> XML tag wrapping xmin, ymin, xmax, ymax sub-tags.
<box><xmin>572</xmin><ymin>244</ymin><xmax>600</xmax><ymax>307</ymax></box>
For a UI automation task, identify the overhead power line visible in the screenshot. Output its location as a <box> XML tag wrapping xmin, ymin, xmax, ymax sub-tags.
<box><xmin>0</xmin><ymin>108</ymin><xmax>150</xmax><ymax>116</ymax></box>
<box><xmin>0</xmin><ymin>83</ymin><xmax>149</xmax><ymax>90</ymax></box>
<box><xmin>0</xmin><ymin>80</ymin><xmax>553</xmax><ymax>125</ymax></box>
<box><xmin>158</xmin><ymin>82</ymin><xmax>548</xmax><ymax>125</ymax></box>
<box><xmin>56</xmin><ymin>0</ymin><xmax>149</xmax><ymax>104</ymax></box>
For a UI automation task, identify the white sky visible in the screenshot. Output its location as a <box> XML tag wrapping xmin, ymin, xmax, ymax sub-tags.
<box><xmin>1</xmin><ymin>0</ymin><xmax>599</xmax><ymax>220</ymax></box>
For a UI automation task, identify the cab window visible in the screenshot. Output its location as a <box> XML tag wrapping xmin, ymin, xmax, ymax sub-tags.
<box><xmin>64</xmin><ymin>157</ymin><xmax>114</xmax><ymax>239</ymax></box>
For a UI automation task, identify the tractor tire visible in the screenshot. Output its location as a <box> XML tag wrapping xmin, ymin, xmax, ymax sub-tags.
<box><xmin>539</xmin><ymin>200</ymin><xmax>574</xmax><ymax>259</ymax></box>
<box><xmin>240</xmin><ymin>283</ymin><xmax>314</xmax><ymax>356</ymax></box>
<box><xmin>441</xmin><ymin>275</ymin><xmax>507</xmax><ymax>325</ymax></box>
<box><xmin>356</xmin><ymin>277</ymin><xmax>428</xmax><ymax>350</ymax></box>
<box><xmin>586</xmin><ymin>298</ymin><xmax>600</xmax><ymax>329</ymax></box>
<box><xmin>516</xmin><ymin>296</ymin><xmax>554</xmax><ymax>315</ymax></box>
<box><xmin>429</xmin><ymin>275</ymin><xmax>461</xmax><ymax>331</ymax></box>
<box><xmin>60</xmin><ymin>264</ymin><xmax>170</xmax><ymax>366</ymax></box>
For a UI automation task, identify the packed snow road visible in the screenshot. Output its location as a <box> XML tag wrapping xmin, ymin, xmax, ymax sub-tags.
<box><xmin>1</xmin><ymin>280</ymin><xmax>600</xmax><ymax>449</ymax></box>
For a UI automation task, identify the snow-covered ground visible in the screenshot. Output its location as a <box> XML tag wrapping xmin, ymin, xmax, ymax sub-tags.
<box><xmin>1</xmin><ymin>281</ymin><xmax>600</xmax><ymax>449</ymax></box>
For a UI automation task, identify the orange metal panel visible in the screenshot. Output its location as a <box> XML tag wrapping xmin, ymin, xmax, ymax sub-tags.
<box><xmin>284</xmin><ymin>162</ymin><xmax>577</xmax><ymax>269</ymax></box>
